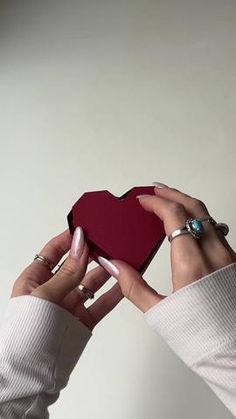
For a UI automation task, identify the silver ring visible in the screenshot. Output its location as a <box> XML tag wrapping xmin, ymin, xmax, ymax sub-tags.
<box><xmin>78</xmin><ymin>284</ymin><xmax>95</xmax><ymax>299</ymax></box>
<box><xmin>168</xmin><ymin>217</ymin><xmax>205</xmax><ymax>242</ymax></box>
<box><xmin>168</xmin><ymin>216</ymin><xmax>229</xmax><ymax>243</ymax></box>
<box><xmin>34</xmin><ymin>254</ymin><xmax>54</xmax><ymax>270</ymax></box>
<box><xmin>168</xmin><ymin>228</ymin><xmax>189</xmax><ymax>242</ymax></box>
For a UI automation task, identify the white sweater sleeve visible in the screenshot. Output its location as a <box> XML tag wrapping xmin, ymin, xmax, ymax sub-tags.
<box><xmin>0</xmin><ymin>295</ymin><xmax>92</xmax><ymax>419</ymax></box>
<box><xmin>144</xmin><ymin>261</ymin><xmax>236</xmax><ymax>417</ymax></box>
<box><xmin>1</xmin><ymin>265</ymin><xmax>236</xmax><ymax>419</ymax></box>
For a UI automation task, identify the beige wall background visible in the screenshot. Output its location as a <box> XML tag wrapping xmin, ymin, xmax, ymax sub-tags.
<box><xmin>0</xmin><ymin>1</ymin><xmax>236</xmax><ymax>418</ymax></box>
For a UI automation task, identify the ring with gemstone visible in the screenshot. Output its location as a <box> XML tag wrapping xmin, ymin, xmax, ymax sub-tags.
<box><xmin>186</xmin><ymin>218</ymin><xmax>205</xmax><ymax>239</ymax></box>
<box><xmin>168</xmin><ymin>216</ymin><xmax>230</xmax><ymax>243</ymax></box>
<box><xmin>168</xmin><ymin>218</ymin><xmax>205</xmax><ymax>243</ymax></box>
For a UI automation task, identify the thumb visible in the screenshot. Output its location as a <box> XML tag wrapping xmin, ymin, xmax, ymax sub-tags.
<box><xmin>98</xmin><ymin>257</ymin><xmax>166</xmax><ymax>312</ymax></box>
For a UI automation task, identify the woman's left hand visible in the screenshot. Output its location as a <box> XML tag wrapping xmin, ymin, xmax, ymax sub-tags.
<box><xmin>99</xmin><ymin>185</ymin><xmax>236</xmax><ymax>312</ymax></box>
<box><xmin>12</xmin><ymin>227</ymin><xmax>123</xmax><ymax>331</ymax></box>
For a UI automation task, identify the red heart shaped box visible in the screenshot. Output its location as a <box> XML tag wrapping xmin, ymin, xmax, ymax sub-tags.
<box><xmin>67</xmin><ymin>186</ymin><xmax>166</xmax><ymax>274</ymax></box>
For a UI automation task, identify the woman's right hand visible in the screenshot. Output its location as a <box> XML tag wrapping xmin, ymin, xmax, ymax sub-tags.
<box><xmin>12</xmin><ymin>227</ymin><xmax>123</xmax><ymax>330</ymax></box>
<box><xmin>99</xmin><ymin>184</ymin><xmax>236</xmax><ymax>312</ymax></box>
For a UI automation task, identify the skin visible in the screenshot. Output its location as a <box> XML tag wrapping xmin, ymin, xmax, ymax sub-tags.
<box><xmin>109</xmin><ymin>186</ymin><xmax>236</xmax><ymax>312</ymax></box>
<box><xmin>11</xmin><ymin>229</ymin><xmax>124</xmax><ymax>331</ymax></box>
<box><xmin>11</xmin><ymin>185</ymin><xmax>236</xmax><ymax>330</ymax></box>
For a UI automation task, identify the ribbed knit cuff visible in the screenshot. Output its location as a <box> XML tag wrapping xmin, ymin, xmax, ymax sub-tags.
<box><xmin>0</xmin><ymin>295</ymin><xmax>92</xmax><ymax>390</ymax></box>
<box><xmin>144</xmin><ymin>262</ymin><xmax>236</xmax><ymax>366</ymax></box>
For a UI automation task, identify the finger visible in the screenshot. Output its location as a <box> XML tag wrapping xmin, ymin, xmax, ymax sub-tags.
<box><xmin>60</xmin><ymin>266</ymin><xmax>111</xmax><ymax>313</ymax></box>
<box><xmin>53</xmin><ymin>260</ymin><xmax>100</xmax><ymax>307</ymax></box>
<box><xmin>76</xmin><ymin>265</ymin><xmax>111</xmax><ymax>302</ymax></box>
<box><xmin>87</xmin><ymin>282</ymin><xmax>124</xmax><ymax>326</ymax></box>
<box><xmin>154</xmin><ymin>186</ymin><xmax>236</xmax><ymax>268</ymax></box>
<box><xmin>51</xmin><ymin>258</ymin><xmax>98</xmax><ymax>307</ymax></box>
<box><xmin>21</xmin><ymin>229</ymin><xmax>72</xmax><ymax>285</ymax></box>
<box><xmin>71</xmin><ymin>303</ymin><xmax>94</xmax><ymax>331</ymax></box>
<box><xmin>98</xmin><ymin>257</ymin><xmax>165</xmax><ymax>312</ymax></box>
<box><xmin>137</xmin><ymin>194</ymin><xmax>210</xmax><ymax>290</ymax></box>
<box><xmin>53</xmin><ymin>254</ymin><xmax>94</xmax><ymax>275</ymax></box>
<box><xmin>138</xmin><ymin>193</ymin><xmax>191</xmax><ymax>236</ymax></box>
<box><xmin>63</xmin><ymin>265</ymin><xmax>111</xmax><ymax>307</ymax></box>
<box><xmin>154</xmin><ymin>186</ymin><xmax>213</xmax><ymax>234</ymax></box>
<box><xmin>137</xmin><ymin>193</ymin><xmax>202</xmax><ymax>250</ymax></box>
<box><xmin>32</xmin><ymin>227</ymin><xmax>89</xmax><ymax>303</ymax></box>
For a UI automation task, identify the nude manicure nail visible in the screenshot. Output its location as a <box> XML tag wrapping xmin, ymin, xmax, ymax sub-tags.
<box><xmin>152</xmin><ymin>182</ymin><xmax>168</xmax><ymax>188</ymax></box>
<box><xmin>136</xmin><ymin>194</ymin><xmax>152</xmax><ymax>199</ymax></box>
<box><xmin>69</xmin><ymin>227</ymin><xmax>84</xmax><ymax>259</ymax></box>
<box><xmin>98</xmin><ymin>256</ymin><xmax>119</xmax><ymax>278</ymax></box>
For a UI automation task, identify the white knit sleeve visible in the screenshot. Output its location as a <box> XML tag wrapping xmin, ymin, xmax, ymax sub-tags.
<box><xmin>144</xmin><ymin>261</ymin><xmax>236</xmax><ymax>417</ymax></box>
<box><xmin>0</xmin><ymin>295</ymin><xmax>92</xmax><ymax>419</ymax></box>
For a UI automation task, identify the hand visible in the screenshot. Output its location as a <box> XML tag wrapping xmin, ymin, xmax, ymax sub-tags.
<box><xmin>99</xmin><ymin>185</ymin><xmax>236</xmax><ymax>312</ymax></box>
<box><xmin>12</xmin><ymin>227</ymin><xmax>123</xmax><ymax>330</ymax></box>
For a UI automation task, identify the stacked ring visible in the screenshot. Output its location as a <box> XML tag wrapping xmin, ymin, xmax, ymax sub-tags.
<box><xmin>34</xmin><ymin>254</ymin><xmax>54</xmax><ymax>271</ymax></box>
<box><xmin>168</xmin><ymin>216</ymin><xmax>229</xmax><ymax>243</ymax></box>
<box><xmin>33</xmin><ymin>256</ymin><xmax>95</xmax><ymax>299</ymax></box>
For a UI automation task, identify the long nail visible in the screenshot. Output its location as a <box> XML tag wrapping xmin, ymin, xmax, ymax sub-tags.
<box><xmin>98</xmin><ymin>256</ymin><xmax>119</xmax><ymax>278</ymax></box>
<box><xmin>136</xmin><ymin>194</ymin><xmax>152</xmax><ymax>199</ymax></box>
<box><xmin>69</xmin><ymin>227</ymin><xmax>84</xmax><ymax>259</ymax></box>
<box><xmin>152</xmin><ymin>182</ymin><xmax>168</xmax><ymax>188</ymax></box>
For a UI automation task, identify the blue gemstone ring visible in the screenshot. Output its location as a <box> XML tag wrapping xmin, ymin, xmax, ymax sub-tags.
<box><xmin>168</xmin><ymin>218</ymin><xmax>205</xmax><ymax>242</ymax></box>
<box><xmin>168</xmin><ymin>216</ymin><xmax>229</xmax><ymax>243</ymax></box>
<box><xmin>186</xmin><ymin>218</ymin><xmax>205</xmax><ymax>239</ymax></box>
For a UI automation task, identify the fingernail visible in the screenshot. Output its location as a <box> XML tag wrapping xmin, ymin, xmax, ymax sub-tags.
<box><xmin>136</xmin><ymin>194</ymin><xmax>152</xmax><ymax>199</ymax></box>
<box><xmin>70</xmin><ymin>227</ymin><xmax>84</xmax><ymax>259</ymax></box>
<box><xmin>98</xmin><ymin>256</ymin><xmax>119</xmax><ymax>278</ymax></box>
<box><xmin>152</xmin><ymin>182</ymin><xmax>168</xmax><ymax>188</ymax></box>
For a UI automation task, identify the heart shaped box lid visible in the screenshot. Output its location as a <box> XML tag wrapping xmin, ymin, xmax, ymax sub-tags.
<box><xmin>67</xmin><ymin>186</ymin><xmax>166</xmax><ymax>274</ymax></box>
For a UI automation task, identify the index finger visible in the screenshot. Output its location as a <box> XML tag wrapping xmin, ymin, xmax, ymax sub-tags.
<box><xmin>137</xmin><ymin>194</ymin><xmax>189</xmax><ymax>236</ymax></box>
<box><xmin>136</xmin><ymin>194</ymin><xmax>208</xmax><ymax>290</ymax></box>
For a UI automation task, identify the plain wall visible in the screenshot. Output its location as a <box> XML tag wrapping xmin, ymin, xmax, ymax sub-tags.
<box><xmin>0</xmin><ymin>1</ymin><xmax>236</xmax><ymax>418</ymax></box>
